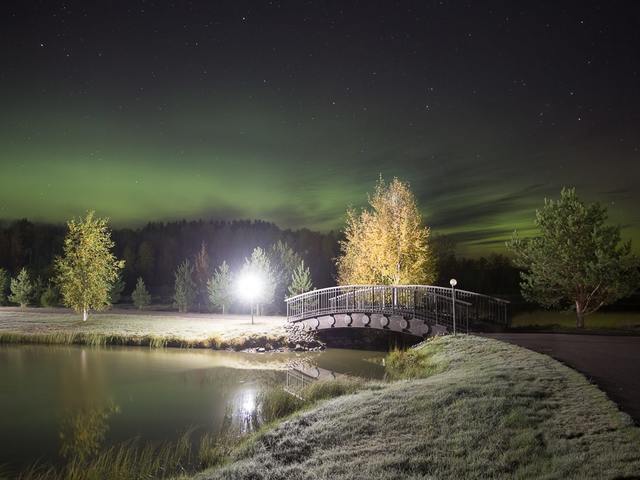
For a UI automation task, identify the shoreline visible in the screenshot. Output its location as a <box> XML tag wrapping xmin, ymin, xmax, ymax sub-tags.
<box><xmin>0</xmin><ymin>307</ymin><xmax>323</xmax><ymax>351</ymax></box>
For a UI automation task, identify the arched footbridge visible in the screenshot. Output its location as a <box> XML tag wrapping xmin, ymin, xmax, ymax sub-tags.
<box><xmin>286</xmin><ymin>285</ymin><xmax>510</xmax><ymax>338</ymax></box>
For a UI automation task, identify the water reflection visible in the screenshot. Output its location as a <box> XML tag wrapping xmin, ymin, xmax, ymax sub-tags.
<box><xmin>232</xmin><ymin>388</ymin><xmax>259</xmax><ymax>434</ymax></box>
<box><xmin>0</xmin><ymin>344</ymin><xmax>385</xmax><ymax>471</ymax></box>
<box><xmin>59</xmin><ymin>402</ymin><xmax>120</xmax><ymax>463</ymax></box>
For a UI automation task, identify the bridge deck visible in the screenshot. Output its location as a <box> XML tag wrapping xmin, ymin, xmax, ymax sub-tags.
<box><xmin>286</xmin><ymin>285</ymin><xmax>509</xmax><ymax>337</ymax></box>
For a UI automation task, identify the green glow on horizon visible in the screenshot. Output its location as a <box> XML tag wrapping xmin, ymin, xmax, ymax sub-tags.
<box><xmin>1</xmin><ymin>99</ymin><xmax>638</xmax><ymax>256</ymax></box>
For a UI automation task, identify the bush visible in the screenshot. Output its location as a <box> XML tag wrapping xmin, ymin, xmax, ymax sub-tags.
<box><xmin>40</xmin><ymin>285</ymin><xmax>59</xmax><ymax>307</ymax></box>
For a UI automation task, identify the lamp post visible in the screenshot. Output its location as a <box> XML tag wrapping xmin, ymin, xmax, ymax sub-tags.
<box><xmin>237</xmin><ymin>273</ymin><xmax>263</xmax><ymax>325</ymax></box>
<box><xmin>449</xmin><ymin>278</ymin><xmax>457</xmax><ymax>335</ymax></box>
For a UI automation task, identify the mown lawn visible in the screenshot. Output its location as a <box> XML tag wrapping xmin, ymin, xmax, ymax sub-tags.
<box><xmin>511</xmin><ymin>310</ymin><xmax>640</xmax><ymax>331</ymax></box>
<box><xmin>192</xmin><ymin>335</ymin><xmax>640</xmax><ymax>480</ymax></box>
<box><xmin>0</xmin><ymin>307</ymin><xmax>288</xmax><ymax>349</ymax></box>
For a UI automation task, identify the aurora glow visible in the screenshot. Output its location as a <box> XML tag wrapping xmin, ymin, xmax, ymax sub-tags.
<box><xmin>1</xmin><ymin>2</ymin><xmax>639</xmax><ymax>255</ymax></box>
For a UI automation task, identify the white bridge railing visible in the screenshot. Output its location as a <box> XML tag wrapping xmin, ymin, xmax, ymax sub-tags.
<box><xmin>286</xmin><ymin>285</ymin><xmax>509</xmax><ymax>331</ymax></box>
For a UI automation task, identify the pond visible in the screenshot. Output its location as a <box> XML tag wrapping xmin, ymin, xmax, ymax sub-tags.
<box><xmin>0</xmin><ymin>345</ymin><xmax>386</xmax><ymax>473</ymax></box>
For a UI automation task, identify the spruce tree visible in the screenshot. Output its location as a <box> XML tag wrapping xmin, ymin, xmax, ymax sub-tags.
<box><xmin>132</xmin><ymin>277</ymin><xmax>151</xmax><ymax>310</ymax></box>
<box><xmin>288</xmin><ymin>260</ymin><xmax>313</xmax><ymax>296</ymax></box>
<box><xmin>173</xmin><ymin>259</ymin><xmax>195</xmax><ymax>313</ymax></box>
<box><xmin>9</xmin><ymin>268</ymin><xmax>33</xmax><ymax>308</ymax></box>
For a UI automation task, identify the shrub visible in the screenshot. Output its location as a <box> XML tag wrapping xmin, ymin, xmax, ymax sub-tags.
<box><xmin>40</xmin><ymin>284</ymin><xmax>59</xmax><ymax>307</ymax></box>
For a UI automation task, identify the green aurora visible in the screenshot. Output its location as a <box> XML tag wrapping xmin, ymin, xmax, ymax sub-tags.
<box><xmin>1</xmin><ymin>2</ymin><xmax>639</xmax><ymax>256</ymax></box>
<box><xmin>2</xmin><ymin>99</ymin><xmax>638</xmax><ymax>256</ymax></box>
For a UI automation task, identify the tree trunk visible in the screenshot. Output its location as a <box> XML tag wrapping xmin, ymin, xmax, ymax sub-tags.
<box><xmin>222</xmin><ymin>305</ymin><xmax>225</xmax><ymax>315</ymax></box>
<box><xmin>575</xmin><ymin>301</ymin><xmax>584</xmax><ymax>328</ymax></box>
<box><xmin>82</xmin><ymin>308</ymin><xmax>88</xmax><ymax>322</ymax></box>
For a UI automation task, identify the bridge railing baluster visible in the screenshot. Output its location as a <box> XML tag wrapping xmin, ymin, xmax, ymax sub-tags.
<box><xmin>285</xmin><ymin>284</ymin><xmax>509</xmax><ymax>331</ymax></box>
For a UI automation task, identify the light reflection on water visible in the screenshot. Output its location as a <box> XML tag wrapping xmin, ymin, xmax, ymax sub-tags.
<box><xmin>0</xmin><ymin>344</ymin><xmax>385</xmax><ymax>471</ymax></box>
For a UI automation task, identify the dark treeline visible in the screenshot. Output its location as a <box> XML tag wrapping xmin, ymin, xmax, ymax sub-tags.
<box><xmin>0</xmin><ymin>218</ymin><xmax>340</xmax><ymax>302</ymax></box>
<box><xmin>0</xmin><ymin>219</ymin><xmax>527</xmax><ymax>303</ymax></box>
<box><xmin>432</xmin><ymin>235</ymin><xmax>521</xmax><ymax>299</ymax></box>
<box><xmin>2</xmin><ymin>219</ymin><xmax>637</xmax><ymax>312</ymax></box>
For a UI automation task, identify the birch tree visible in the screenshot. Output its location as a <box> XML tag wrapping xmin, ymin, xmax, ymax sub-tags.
<box><xmin>55</xmin><ymin>211</ymin><xmax>124</xmax><ymax>321</ymax></box>
<box><xmin>337</xmin><ymin>177</ymin><xmax>436</xmax><ymax>285</ymax></box>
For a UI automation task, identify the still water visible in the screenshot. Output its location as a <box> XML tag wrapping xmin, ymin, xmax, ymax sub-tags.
<box><xmin>0</xmin><ymin>345</ymin><xmax>385</xmax><ymax>471</ymax></box>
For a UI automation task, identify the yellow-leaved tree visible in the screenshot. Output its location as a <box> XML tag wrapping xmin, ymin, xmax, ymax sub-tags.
<box><xmin>337</xmin><ymin>177</ymin><xmax>436</xmax><ymax>285</ymax></box>
<box><xmin>55</xmin><ymin>211</ymin><xmax>124</xmax><ymax>321</ymax></box>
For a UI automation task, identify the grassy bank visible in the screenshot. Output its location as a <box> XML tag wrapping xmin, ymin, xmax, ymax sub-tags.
<box><xmin>194</xmin><ymin>335</ymin><xmax>640</xmax><ymax>479</ymax></box>
<box><xmin>511</xmin><ymin>310</ymin><xmax>640</xmax><ymax>332</ymax></box>
<box><xmin>2</xmin><ymin>428</ymin><xmax>237</xmax><ymax>480</ymax></box>
<box><xmin>0</xmin><ymin>307</ymin><xmax>288</xmax><ymax>350</ymax></box>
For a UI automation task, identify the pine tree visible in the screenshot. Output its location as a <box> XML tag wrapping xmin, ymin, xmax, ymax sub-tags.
<box><xmin>288</xmin><ymin>260</ymin><xmax>313</xmax><ymax>296</ymax></box>
<box><xmin>207</xmin><ymin>260</ymin><xmax>233</xmax><ymax>314</ymax></box>
<box><xmin>173</xmin><ymin>259</ymin><xmax>195</xmax><ymax>313</ymax></box>
<box><xmin>132</xmin><ymin>277</ymin><xmax>151</xmax><ymax>310</ymax></box>
<box><xmin>9</xmin><ymin>268</ymin><xmax>33</xmax><ymax>308</ymax></box>
<box><xmin>193</xmin><ymin>241</ymin><xmax>211</xmax><ymax>312</ymax></box>
<box><xmin>0</xmin><ymin>268</ymin><xmax>9</xmax><ymax>305</ymax></box>
<box><xmin>508</xmin><ymin>188</ymin><xmax>640</xmax><ymax>328</ymax></box>
<box><xmin>337</xmin><ymin>176</ymin><xmax>436</xmax><ymax>285</ymax></box>
<box><xmin>55</xmin><ymin>211</ymin><xmax>124</xmax><ymax>321</ymax></box>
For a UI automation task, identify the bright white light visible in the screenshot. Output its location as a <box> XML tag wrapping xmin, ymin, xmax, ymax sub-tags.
<box><xmin>449</xmin><ymin>278</ymin><xmax>457</xmax><ymax>287</ymax></box>
<box><xmin>237</xmin><ymin>272</ymin><xmax>264</xmax><ymax>303</ymax></box>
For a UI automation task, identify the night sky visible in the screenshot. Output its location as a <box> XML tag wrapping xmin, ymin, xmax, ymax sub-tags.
<box><xmin>1</xmin><ymin>1</ymin><xmax>639</xmax><ymax>255</ymax></box>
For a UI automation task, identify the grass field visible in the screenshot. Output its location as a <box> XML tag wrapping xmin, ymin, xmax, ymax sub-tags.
<box><xmin>511</xmin><ymin>310</ymin><xmax>640</xmax><ymax>331</ymax></box>
<box><xmin>192</xmin><ymin>335</ymin><xmax>640</xmax><ymax>480</ymax></box>
<box><xmin>0</xmin><ymin>307</ymin><xmax>288</xmax><ymax>350</ymax></box>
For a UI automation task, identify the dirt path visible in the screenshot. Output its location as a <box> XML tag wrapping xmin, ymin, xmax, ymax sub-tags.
<box><xmin>485</xmin><ymin>333</ymin><xmax>640</xmax><ymax>424</ymax></box>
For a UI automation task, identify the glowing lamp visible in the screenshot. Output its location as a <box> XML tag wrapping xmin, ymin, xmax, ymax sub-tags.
<box><xmin>237</xmin><ymin>272</ymin><xmax>264</xmax><ymax>324</ymax></box>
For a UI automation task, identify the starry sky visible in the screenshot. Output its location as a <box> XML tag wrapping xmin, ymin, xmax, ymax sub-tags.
<box><xmin>1</xmin><ymin>1</ymin><xmax>639</xmax><ymax>255</ymax></box>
